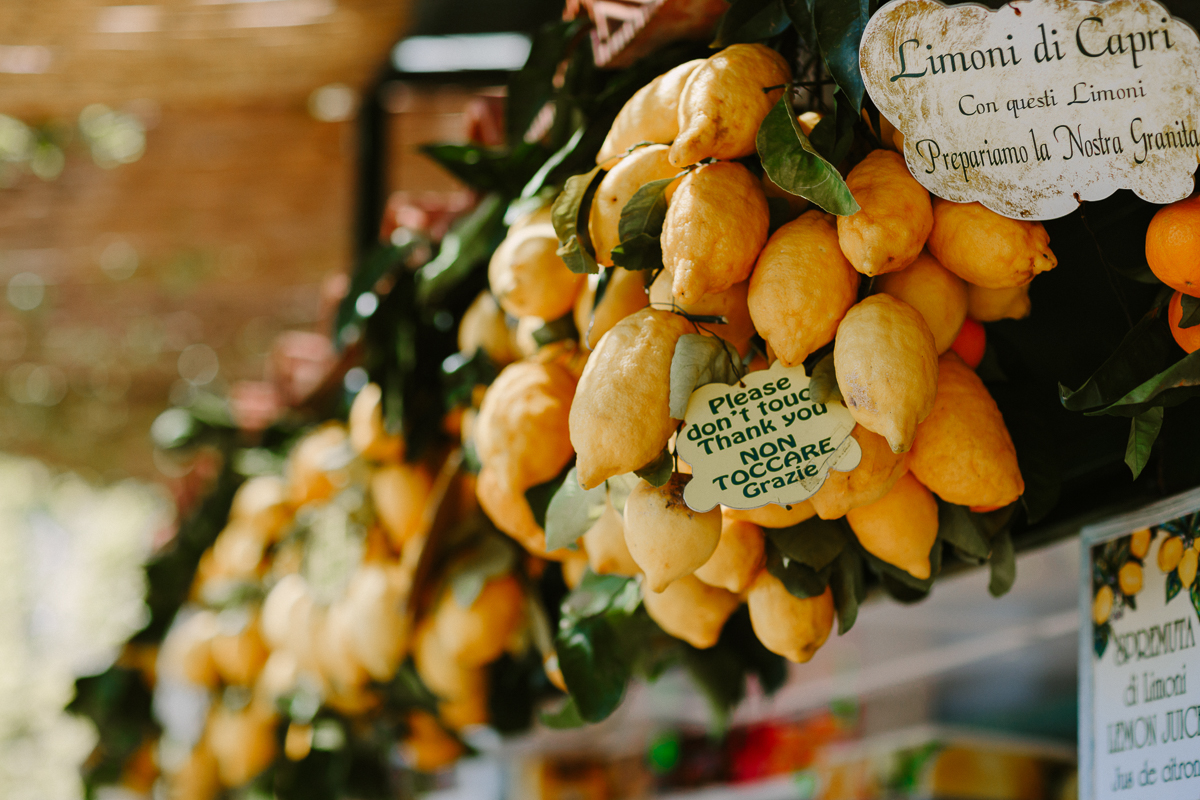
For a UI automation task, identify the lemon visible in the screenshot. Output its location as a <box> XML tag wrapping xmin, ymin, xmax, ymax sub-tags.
<box><xmin>432</xmin><ymin>574</ymin><xmax>525</xmax><ymax>667</ymax></box>
<box><xmin>834</xmin><ymin>294</ymin><xmax>939</xmax><ymax>453</ymax></box>
<box><xmin>570</xmin><ymin>308</ymin><xmax>691</xmax><ymax>489</ymax></box>
<box><xmin>596</xmin><ymin>59</ymin><xmax>704</xmax><ymax>165</ymax></box>
<box><xmin>747</xmin><ymin>573</ymin><xmax>833</xmax><ymax>663</ymax></box>
<box><xmin>671</xmin><ymin>44</ymin><xmax>791</xmax><ymax>167</ymax></box>
<box><xmin>748</xmin><ymin>211</ymin><xmax>860</xmax><ymax>366</ymax></box>
<box><xmin>207</xmin><ymin>704</ymin><xmax>278</xmax><ymax>788</ymax></box>
<box><xmin>286</xmin><ymin>423</ymin><xmax>350</xmax><ymax>506</ymax></box>
<box><xmin>488</xmin><ymin>222</ymin><xmax>585</xmax><ymax>320</ymax></box>
<box><xmin>590</xmin><ymin>144</ymin><xmax>680</xmax><ymax>267</ymax></box>
<box><xmin>810</xmin><ymin>425</ymin><xmax>909</xmax><ymax>520</ymax></box>
<box><xmin>458</xmin><ymin>291</ymin><xmax>516</xmax><ymax>366</ymax></box>
<box><xmin>574</xmin><ymin>268</ymin><xmax>649</xmax><ymax>350</ymax></box>
<box><xmin>210</xmin><ymin>613</ymin><xmax>269</xmax><ymax>687</ymax></box>
<box><xmin>343</xmin><ymin>563</ymin><xmax>410</xmax><ymax>681</ymax></box>
<box><xmin>846</xmin><ymin>472</ymin><xmax>939</xmax><ymax>579</ymax></box>
<box><xmin>693</xmin><ymin>511</ymin><xmax>765</xmax><ymax>593</ymax></box>
<box><xmin>838</xmin><ymin>150</ymin><xmax>933</xmax><ymax>276</ymax></box>
<box><xmin>624</xmin><ymin>473</ymin><xmax>722</xmax><ymax>592</ymax></box>
<box><xmin>582</xmin><ymin>498</ymin><xmax>640</xmax><ymax>577</ymax></box>
<box><xmin>371</xmin><ymin>462</ymin><xmax>433</xmax><ymax>550</ymax></box>
<box><xmin>966</xmin><ymin>283</ymin><xmax>1031</xmax><ymax>322</ymax></box>
<box><xmin>650</xmin><ymin>271</ymin><xmax>756</xmax><ymax>356</ymax></box>
<box><xmin>927</xmin><ymin>199</ymin><xmax>1057</xmax><ymax>288</ymax></box>
<box><xmin>402</xmin><ymin>711</ymin><xmax>464</xmax><ymax>773</ymax></box>
<box><xmin>642</xmin><ymin>573</ymin><xmax>741</xmax><ymax>649</ymax></box>
<box><xmin>661</xmin><ymin>161</ymin><xmax>769</xmax><ymax>305</ymax></box>
<box><xmin>874</xmin><ymin>251</ymin><xmax>967</xmax><ymax>354</ymax></box>
<box><xmin>723</xmin><ymin>500</ymin><xmax>816</xmax><ymax>528</ymax></box>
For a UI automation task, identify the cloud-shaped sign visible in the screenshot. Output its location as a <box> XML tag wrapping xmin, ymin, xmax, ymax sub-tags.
<box><xmin>860</xmin><ymin>0</ymin><xmax>1200</xmax><ymax>220</ymax></box>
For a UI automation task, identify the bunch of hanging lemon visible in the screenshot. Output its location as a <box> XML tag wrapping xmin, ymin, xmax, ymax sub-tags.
<box><xmin>462</xmin><ymin>44</ymin><xmax>1055</xmax><ymax>671</ymax></box>
<box><xmin>157</xmin><ymin>386</ymin><xmax>539</xmax><ymax>798</ymax></box>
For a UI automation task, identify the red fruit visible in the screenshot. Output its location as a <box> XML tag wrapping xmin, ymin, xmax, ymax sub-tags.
<box><xmin>950</xmin><ymin>318</ymin><xmax>986</xmax><ymax>369</ymax></box>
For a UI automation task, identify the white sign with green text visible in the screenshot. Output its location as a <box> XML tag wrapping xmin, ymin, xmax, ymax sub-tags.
<box><xmin>861</xmin><ymin>0</ymin><xmax>1200</xmax><ymax>220</ymax></box>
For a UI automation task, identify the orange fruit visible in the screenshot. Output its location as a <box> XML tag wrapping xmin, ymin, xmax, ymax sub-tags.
<box><xmin>1168</xmin><ymin>291</ymin><xmax>1200</xmax><ymax>353</ymax></box>
<box><xmin>950</xmin><ymin>318</ymin><xmax>986</xmax><ymax>368</ymax></box>
<box><xmin>1146</xmin><ymin>194</ymin><xmax>1200</xmax><ymax>296</ymax></box>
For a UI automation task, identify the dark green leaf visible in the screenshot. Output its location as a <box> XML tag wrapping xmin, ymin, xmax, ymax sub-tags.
<box><xmin>766</xmin><ymin>196</ymin><xmax>794</xmax><ymax>234</ymax></box>
<box><xmin>669</xmin><ymin>333</ymin><xmax>744</xmax><ymax>419</ymax></box>
<box><xmin>611</xmin><ymin>175</ymin><xmax>677</xmax><ymax>271</ymax></box>
<box><xmin>806</xmin><ymin>89</ymin><xmax>856</xmax><ymax>166</ymax></box>
<box><xmin>551</xmin><ymin>167</ymin><xmax>605</xmax><ymax>274</ymax></box>
<box><xmin>334</xmin><ymin>243</ymin><xmax>410</xmax><ymax>340</ymax></box>
<box><xmin>988</xmin><ymin>529</ymin><xmax>1017</xmax><ymax>597</ymax></box>
<box><xmin>1059</xmin><ymin>315</ymin><xmax>1175</xmax><ymax>412</ymax></box>
<box><xmin>1094</xmin><ymin>348</ymin><xmax>1200</xmax><ymax>418</ymax></box>
<box><xmin>1125</xmin><ymin>406</ymin><xmax>1164</xmax><ymax>479</ymax></box>
<box><xmin>1094</xmin><ymin>621</ymin><xmax>1110</xmax><ymax>659</ymax></box>
<box><xmin>449</xmin><ymin>536</ymin><xmax>518</xmax><ymax>611</ymax></box>
<box><xmin>507</xmin><ymin>19</ymin><xmax>588</xmax><ymax>145</ymax></box>
<box><xmin>441</xmin><ymin>348</ymin><xmax>498</xmax><ymax>409</ymax></box>
<box><xmin>532</xmin><ymin>313</ymin><xmax>579</xmax><ymax>347</ymax></box>
<box><xmin>556</xmin><ymin>615</ymin><xmax>629</xmax><ymax>722</ymax></box>
<box><xmin>809</xmin><ymin>352</ymin><xmax>842</xmax><ymax>405</ymax></box>
<box><xmin>781</xmin><ymin>0</ymin><xmax>817</xmax><ymax>46</ymax></box>
<box><xmin>938</xmin><ymin>502</ymin><xmax>991</xmax><ymax>562</ymax></box>
<box><xmin>712</xmin><ymin>0</ymin><xmax>791</xmax><ymax>47</ymax></box>
<box><xmin>521</xmin><ymin>127</ymin><xmax>586</xmax><ymax>200</ymax></box>
<box><xmin>769</xmin><ymin>516</ymin><xmax>849</xmax><ymax>571</ymax></box>
<box><xmin>829</xmin><ymin>546</ymin><xmax>865</xmax><ymax>635</ymax></box>
<box><xmin>1192</xmin><ymin>583</ymin><xmax>1200</xmax><ymax>621</ymax></box>
<box><xmin>765</xmin><ymin>542</ymin><xmax>832</xmax><ymax>598</ymax></box>
<box><xmin>1126</xmin><ymin>592</ymin><xmax>1137</xmax><ymax>611</ymax></box>
<box><xmin>811</xmin><ymin>0</ymin><xmax>868</xmax><ymax>111</ymax></box>
<box><xmin>756</xmin><ymin>96</ymin><xmax>859</xmax><ymax>216</ymax></box>
<box><xmin>879</xmin><ymin>571</ymin><xmax>930</xmax><ymax>604</ymax></box>
<box><xmin>560</xmin><ymin>571</ymin><xmax>641</xmax><ymax>625</ymax></box>
<box><xmin>1180</xmin><ymin>294</ymin><xmax>1200</xmax><ymax>329</ymax></box>
<box><xmin>540</xmin><ymin>697</ymin><xmax>586</xmax><ymax>728</ymax></box>
<box><xmin>416</xmin><ymin>194</ymin><xmax>507</xmax><ymax>306</ymax></box>
<box><xmin>525</xmin><ymin>468</ymin><xmax>570</xmax><ymax>529</ymax></box>
<box><xmin>1167</xmin><ymin>569</ymin><xmax>1182</xmax><ymax>603</ymax></box>
<box><xmin>719</xmin><ymin>606</ymin><xmax>788</xmax><ymax>694</ymax></box>
<box><xmin>544</xmin><ymin>467</ymin><xmax>608</xmax><ymax>552</ymax></box>
<box><xmin>634</xmin><ymin>449</ymin><xmax>673</xmax><ymax>487</ymax></box>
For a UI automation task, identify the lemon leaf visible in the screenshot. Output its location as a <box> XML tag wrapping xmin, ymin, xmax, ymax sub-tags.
<box><xmin>1166</xmin><ymin>569</ymin><xmax>1182</xmax><ymax>603</ymax></box>
<box><xmin>768</xmin><ymin>516</ymin><xmax>848</xmax><ymax>572</ymax></box>
<box><xmin>829</xmin><ymin>546</ymin><xmax>865</xmax><ymax>635</ymax></box>
<box><xmin>988</xmin><ymin>529</ymin><xmax>1017</xmax><ymax>597</ymax></box>
<box><xmin>756</xmin><ymin>96</ymin><xmax>859</xmax><ymax>216</ymax></box>
<box><xmin>810</xmin><ymin>0</ymin><xmax>868</xmax><ymax>112</ymax></box>
<box><xmin>764</xmin><ymin>541</ymin><xmax>831</xmax><ymax>599</ymax></box>
<box><xmin>809</xmin><ymin>352</ymin><xmax>843</xmax><ymax>405</ymax></box>
<box><xmin>711</xmin><ymin>0</ymin><xmax>791</xmax><ymax>48</ymax></box>
<box><xmin>1058</xmin><ymin>315</ymin><xmax>1175</xmax><ymax>412</ymax></box>
<box><xmin>1180</xmin><ymin>294</ymin><xmax>1200</xmax><ymax>328</ymax></box>
<box><xmin>669</xmin><ymin>333</ymin><xmax>745</xmax><ymax>419</ymax></box>
<box><xmin>1124</xmin><ymin>406</ymin><xmax>1164</xmax><ymax>479</ymax></box>
<box><xmin>417</xmin><ymin>193</ymin><xmax>507</xmax><ymax>305</ymax></box>
<box><xmin>551</xmin><ymin>166</ymin><xmax>605</xmax><ymax>274</ymax></box>
<box><xmin>937</xmin><ymin>502</ymin><xmax>991</xmax><ymax>563</ymax></box>
<box><xmin>611</xmin><ymin>175</ymin><xmax>677</xmax><ymax>272</ymax></box>
<box><xmin>544</xmin><ymin>467</ymin><xmax>608</xmax><ymax>552</ymax></box>
<box><xmin>540</xmin><ymin>697</ymin><xmax>586</xmax><ymax>728</ymax></box>
<box><xmin>633</xmin><ymin>449</ymin><xmax>673</xmax><ymax>488</ymax></box>
<box><xmin>525</xmin><ymin>468</ymin><xmax>570</xmax><ymax>529</ymax></box>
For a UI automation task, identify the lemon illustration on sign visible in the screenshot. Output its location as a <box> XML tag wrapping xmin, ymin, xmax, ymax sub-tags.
<box><xmin>1129</xmin><ymin>528</ymin><xmax>1152</xmax><ymax>559</ymax></box>
<box><xmin>1158</xmin><ymin>535</ymin><xmax>1185</xmax><ymax>573</ymax></box>
<box><xmin>624</xmin><ymin>473</ymin><xmax>721</xmax><ymax>592</ymax></box>
<box><xmin>661</xmin><ymin>161</ymin><xmax>769</xmax><ymax>304</ymax></box>
<box><xmin>1118</xmin><ymin>561</ymin><xmax>1143</xmax><ymax>596</ymax></box>
<box><xmin>1179</xmin><ymin>548</ymin><xmax>1198</xmax><ymax>588</ymax></box>
<box><xmin>1093</xmin><ymin>585</ymin><xmax>1114</xmax><ymax>625</ymax></box>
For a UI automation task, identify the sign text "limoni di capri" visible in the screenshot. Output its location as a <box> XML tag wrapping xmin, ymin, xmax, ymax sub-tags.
<box><xmin>860</xmin><ymin>0</ymin><xmax>1200</xmax><ymax>220</ymax></box>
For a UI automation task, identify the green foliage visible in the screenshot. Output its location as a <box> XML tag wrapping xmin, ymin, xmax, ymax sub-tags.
<box><xmin>551</xmin><ymin>166</ymin><xmax>605</xmax><ymax>274</ymax></box>
<box><xmin>544</xmin><ymin>466</ymin><xmax>608</xmax><ymax>551</ymax></box>
<box><xmin>1180</xmin><ymin>294</ymin><xmax>1200</xmax><ymax>328</ymax></box>
<box><xmin>416</xmin><ymin>193</ymin><xmax>507</xmax><ymax>306</ymax></box>
<box><xmin>634</xmin><ymin>448</ymin><xmax>674</xmax><ymax>487</ymax></box>
<box><xmin>611</xmin><ymin>175</ymin><xmax>678</xmax><ymax>271</ymax></box>
<box><xmin>1125</xmin><ymin>406</ymin><xmax>1165</xmax><ymax>479</ymax></box>
<box><xmin>988</xmin><ymin>529</ymin><xmax>1017</xmax><ymax>597</ymax></box>
<box><xmin>764</xmin><ymin>539</ymin><xmax>832</xmax><ymax>599</ymax></box>
<box><xmin>525</xmin><ymin>466</ymin><xmax>571</xmax><ymax>529</ymax></box>
<box><xmin>712</xmin><ymin>0</ymin><xmax>792</xmax><ymax>48</ymax></box>
<box><xmin>829</xmin><ymin>546</ymin><xmax>866</xmax><ymax>634</ymax></box>
<box><xmin>441</xmin><ymin>348</ymin><xmax>498</xmax><ymax>409</ymax></box>
<box><xmin>808</xmin><ymin>0</ymin><xmax>869</xmax><ymax>111</ymax></box>
<box><xmin>668</xmin><ymin>333</ymin><xmax>745</xmax><ymax>418</ymax></box>
<box><xmin>756</xmin><ymin>96</ymin><xmax>859</xmax><ymax>215</ymax></box>
<box><xmin>768</xmin><ymin>515</ymin><xmax>850</xmax><ymax>572</ymax></box>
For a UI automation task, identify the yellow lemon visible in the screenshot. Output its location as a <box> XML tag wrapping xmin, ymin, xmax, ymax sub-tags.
<box><xmin>343</xmin><ymin>564</ymin><xmax>410</xmax><ymax>681</ymax></box>
<box><xmin>874</xmin><ymin>250</ymin><xmax>968</xmax><ymax>354</ymax></box>
<box><xmin>1159</xmin><ymin>536</ymin><xmax>1185</xmax><ymax>573</ymax></box>
<box><xmin>694</xmin><ymin>511</ymin><xmax>766</xmax><ymax>593</ymax></box>
<box><xmin>845</xmin><ymin>472</ymin><xmax>939</xmax><ymax>579</ymax></box>
<box><xmin>670</xmin><ymin>44</ymin><xmax>791</xmax><ymax>167</ymax></box>
<box><xmin>207</xmin><ymin>704</ymin><xmax>278</xmax><ymax>788</ymax></box>
<box><xmin>371</xmin><ymin>462</ymin><xmax>433</xmax><ymax>550</ymax></box>
<box><xmin>747</xmin><ymin>573</ymin><xmax>834</xmax><ymax>663</ymax></box>
<box><xmin>171</xmin><ymin>741</ymin><xmax>221</xmax><ymax>800</ymax></box>
<box><xmin>561</xmin><ymin>548</ymin><xmax>589</xmax><ymax>589</ymax></box>
<box><xmin>810</xmin><ymin>425</ymin><xmax>910</xmax><ymax>520</ymax></box>
<box><xmin>210</xmin><ymin>613</ymin><xmax>269</xmax><ymax>687</ymax></box>
<box><xmin>926</xmin><ymin>199</ymin><xmax>1057</xmax><ymax>288</ymax></box>
<box><xmin>458</xmin><ymin>291</ymin><xmax>516</xmax><ymax>366</ymax></box>
<box><xmin>488</xmin><ymin>222</ymin><xmax>585</xmax><ymax>320</ymax></box>
<box><xmin>475</xmin><ymin>359</ymin><xmax>577</xmax><ymax>490</ymax></box>
<box><xmin>624</xmin><ymin>473</ymin><xmax>722</xmax><ymax>592</ymax></box>
<box><xmin>596</xmin><ymin>59</ymin><xmax>704</xmax><ymax>164</ymax></box>
<box><xmin>590</xmin><ymin>144</ymin><xmax>680</xmax><ymax>266</ymax></box>
<box><xmin>349</xmin><ymin>382</ymin><xmax>405</xmax><ymax>463</ymax></box>
<box><xmin>402</xmin><ymin>711</ymin><xmax>464</xmax><ymax>773</ymax></box>
<box><xmin>574</xmin><ymin>268</ymin><xmax>649</xmax><ymax>350</ymax></box>
<box><xmin>475</xmin><ymin>466</ymin><xmax>547</xmax><ymax>555</ymax></box>
<box><xmin>748</xmin><ymin>211</ymin><xmax>860</xmax><ymax>366</ymax></box>
<box><xmin>228</xmin><ymin>475</ymin><xmax>290</xmax><ymax>541</ymax></box>
<box><xmin>909</xmin><ymin>352</ymin><xmax>1024</xmax><ymax>508</ymax></box>
<box><xmin>432</xmin><ymin>574</ymin><xmax>525</xmax><ymax>668</ymax></box>
<box><xmin>661</xmin><ymin>161</ymin><xmax>769</xmax><ymax>304</ymax></box>
<box><xmin>1119</xmin><ymin>561</ymin><xmax>1143</xmax><ymax>596</ymax></box>
<box><xmin>413</xmin><ymin>618</ymin><xmax>486</xmax><ymax>702</ymax></box>
<box><xmin>582</xmin><ymin>498</ymin><xmax>640</xmax><ymax>577</ymax></box>
<box><xmin>834</xmin><ymin>294</ymin><xmax>939</xmax><ymax>453</ymax></box>
<box><xmin>1093</xmin><ymin>585</ymin><xmax>1114</xmax><ymax>625</ymax></box>
<box><xmin>286</xmin><ymin>423</ymin><xmax>350</xmax><ymax>506</ymax></box>
<box><xmin>1129</xmin><ymin>528</ymin><xmax>1152</xmax><ymax>559</ymax></box>
<box><xmin>1179</xmin><ymin>548</ymin><xmax>1198</xmax><ymax>588</ymax></box>
<box><xmin>570</xmin><ymin>308</ymin><xmax>691</xmax><ymax>489</ymax></box>
<box><xmin>837</xmin><ymin>150</ymin><xmax>933</xmax><ymax>276</ymax></box>
<box><xmin>966</xmin><ymin>283</ymin><xmax>1032</xmax><ymax>322</ymax></box>
<box><xmin>315</xmin><ymin>600</ymin><xmax>370</xmax><ymax>694</ymax></box>
<box><xmin>723</xmin><ymin>500</ymin><xmax>816</xmax><ymax>528</ymax></box>
<box><xmin>650</xmin><ymin>271</ymin><xmax>756</xmax><ymax>356</ymax></box>
<box><xmin>642</xmin><ymin>573</ymin><xmax>741</xmax><ymax>648</ymax></box>
<box><xmin>160</xmin><ymin>610</ymin><xmax>220</xmax><ymax>689</ymax></box>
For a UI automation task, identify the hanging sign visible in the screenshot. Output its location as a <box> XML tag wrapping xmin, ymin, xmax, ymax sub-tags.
<box><xmin>860</xmin><ymin>0</ymin><xmax>1200</xmax><ymax>220</ymax></box>
<box><xmin>1080</xmin><ymin>489</ymin><xmax>1200</xmax><ymax>800</ymax></box>
<box><xmin>676</xmin><ymin>362</ymin><xmax>861</xmax><ymax>512</ymax></box>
